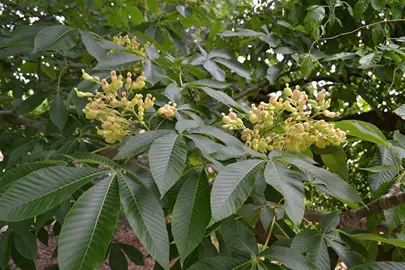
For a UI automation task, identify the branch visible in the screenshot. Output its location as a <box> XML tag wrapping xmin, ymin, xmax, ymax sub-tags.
<box><xmin>0</xmin><ymin>110</ymin><xmax>46</xmax><ymax>132</ymax></box>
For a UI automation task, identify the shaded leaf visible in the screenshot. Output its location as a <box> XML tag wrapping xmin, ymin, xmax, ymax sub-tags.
<box><xmin>34</xmin><ymin>26</ymin><xmax>78</xmax><ymax>52</ymax></box>
<box><xmin>50</xmin><ymin>92</ymin><xmax>69</xmax><ymax>132</ymax></box>
<box><xmin>94</xmin><ymin>52</ymin><xmax>142</xmax><ymax>71</ymax></box>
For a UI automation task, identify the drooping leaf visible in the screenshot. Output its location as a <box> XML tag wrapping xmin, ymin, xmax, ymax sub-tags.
<box><xmin>370</xmin><ymin>0</ymin><xmax>385</xmax><ymax>11</ymax></box>
<box><xmin>58</xmin><ymin>176</ymin><xmax>120</xmax><ymax>270</ymax></box>
<box><xmin>203</xmin><ymin>60</ymin><xmax>225</xmax><ymax>81</ymax></box>
<box><xmin>199</xmin><ymin>87</ymin><xmax>241</xmax><ymax>110</ymax></box>
<box><xmin>219</xmin><ymin>218</ymin><xmax>258</xmax><ymax>257</ymax></box>
<box><xmin>172</xmin><ymin>169</ymin><xmax>211</xmax><ymax>263</ymax></box>
<box><xmin>321</xmin><ymin>211</ymin><xmax>341</xmax><ymax>232</ymax></box>
<box><xmin>354</xmin><ymin>0</ymin><xmax>370</xmax><ymax>19</ymax></box>
<box><xmin>0</xmin><ymin>167</ymin><xmax>104</xmax><ymax>221</ymax></box>
<box><xmin>13</xmin><ymin>232</ymin><xmax>37</xmax><ymax>260</ymax></box>
<box><xmin>336</xmin><ymin>120</ymin><xmax>389</xmax><ymax>147</ymax></box>
<box><xmin>50</xmin><ymin>92</ymin><xmax>69</xmax><ymax>132</ymax></box>
<box><xmin>211</xmin><ymin>159</ymin><xmax>265</xmax><ymax>223</ymax></box>
<box><xmin>384</xmin><ymin>205</ymin><xmax>405</xmax><ymax>232</ymax></box>
<box><xmin>118</xmin><ymin>244</ymin><xmax>144</xmax><ymax>265</ymax></box>
<box><xmin>149</xmin><ymin>133</ymin><xmax>187</xmax><ymax>197</ymax></box>
<box><xmin>114</xmin><ymin>130</ymin><xmax>175</xmax><ymax>160</ymax></box>
<box><xmin>0</xmin><ymin>230</ymin><xmax>11</xmax><ymax>269</ymax></box>
<box><xmin>118</xmin><ymin>174</ymin><xmax>169</xmax><ymax>269</ymax></box>
<box><xmin>109</xmin><ymin>244</ymin><xmax>128</xmax><ymax>270</ymax></box>
<box><xmin>325</xmin><ymin>235</ymin><xmax>362</xmax><ymax>268</ymax></box>
<box><xmin>144</xmin><ymin>59</ymin><xmax>167</xmax><ymax>85</ymax></box>
<box><xmin>213</xmin><ymin>58</ymin><xmax>251</xmax><ymax>80</ymax></box>
<box><xmin>187</xmin><ymin>256</ymin><xmax>248</xmax><ymax>270</ymax></box>
<box><xmin>264</xmin><ymin>161</ymin><xmax>305</xmax><ymax>227</ymax></box>
<box><xmin>187</xmin><ymin>125</ymin><xmax>243</xmax><ymax>147</ymax></box>
<box><xmin>186</xmin><ymin>79</ymin><xmax>231</xmax><ymax>89</ymax></box>
<box><xmin>394</xmin><ymin>104</ymin><xmax>405</xmax><ymax>120</ymax></box>
<box><xmin>321</xmin><ymin>147</ymin><xmax>349</xmax><ymax>181</ymax></box>
<box><xmin>80</xmin><ymin>30</ymin><xmax>105</xmax><ymax>60</ymax></box>
<box><xmin>33</xmin><ymin>26</ymin><xmax>79</xmax><ymax>52</ymax></box>
<box><xmin>368</xmin><ymin>145</ymin><xmax>397</xmax><ymax>192</ymax></box>
<box><xmin>65</xmin><ymin>152</ymin><xmax>118</xmax><ymax>168</ymax></box>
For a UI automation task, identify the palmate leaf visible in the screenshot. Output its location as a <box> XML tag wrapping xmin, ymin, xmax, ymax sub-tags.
<box><xmin>58</xmin><ymin>175</ymin><xmax>120</xmax><ymax>270</ymax></box>
<box><xmin>171</xmin><ymin>169</ymin><xmax>211</xmax><ymax>264</ymax></box>
<box><xmin>118</xmin><ymin>174</ymin><xmax>169</xmax><ymax>269</ymax></box>
<box><xmin>80</xmin><ymin>30</ymin><xmax>106</xmax><ymax>60</ymax></box>
<box><xmin>213</xmin><ymin>58</ymin><xmax>251</xmax><ymax>80</ymax></box>
<box><xmin>187</xmin><ymin>256</ymin><xmax>248</xmax><ymax>270</ymax></box>
<box><xmin>50</xmin><ymin>92</ymin><xmax>69</xmax><ymax>132</ymax></box>
<box><xmin>33</xmin><ymin>25</ymin><xmax>79</xmax><ymax>52</ymax></box>
<box><xmin>210</xmin><ymin>159</ymin><xmax>265</xmax><ymax>223</ymax></box>
<box><xmin>149</xmin><ymin>133</ymin><xmax>187</xmax><ymax>197</ymax></box>
<box><xmin>321</xmin><ymin>147</ymin><xmax>349</xmax><ymax>181</ymax></box>
<box><xmin>187</xmin><ymin>125</ymin><xmax>244</xmax><ymax>147</ymax></box>
<box><xmin>368</xmin><ymin>145</ymin><xmax>397</xmax><ymax>192</ymax></box>
<box><xmin>0</xmin><ymin>167</ymin><xmax>104</xmax><ymax>221</ymax></box>
<box><xmin>264</xmin><ymin>160</ymin><xmax>305</xmax><ymax>227</ymax></box>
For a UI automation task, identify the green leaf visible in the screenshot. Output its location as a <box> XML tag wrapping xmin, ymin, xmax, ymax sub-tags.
<box><xmin>280</xmin><ymin>157</ymin><xmax>362</xmax><ymax>207</ymax></box>
<box><xmin>58</xmin><ymin>175</ymin><xmax>120</xmax><ymax>270</ymax></box>
<box><xmin>186</xmin><ymin>79</ymin><xmax>231</xmax><ymax>89</ymax></box>
<box><xmin>172</xmin><ymin>169</ymin><xmax>211</xmax><ymax>264</ymax></box>
<box><xmin>188</xmin><ymin>126</ymin><xmax>243</xmax><ymax>147</ymax></box>
<box><xmin>65</xmin><ymin>152</ymin><xmax>118</xmax><ymax>168</ymax></box>
<box><xmin>325</xmin><ymin>236</ymin><xmax>362</xmax><ymax>268</ymax></box>
<box><xmin>176</xmin><ymin>120</ymin><xmax>204</xmax><ymax>134</ymax></box>
<box><xmin>93</xmin><ymin>52</ymin><xmax>142</xmax><ymax>71</ymax></box>
<box><xmin>321</xmin><ymin>147</ymin><xmax>349</xmax><ymax>181</ymax></box>
<box><xmin>199</xmin><ymin>87</ymin><xmax>241</xmax><ymax>110</ymax></box>
<box><xmin>301</xmin><ymin>54</ymin><xmax>315</xmax><ymax>78</ymax></box>
<box><xmin>80</xmin><ymin>30</ymin><xmax>105</xmax><ymax>60</ymax></box>
<box><xmin>394</xmin><ymin>104</ymin><xmax>405</xmax><ymax>120</ymax></box>
<box><xmin>213</xmin><ymin>58</ymin><xmax>251</xmax><ymax>80</ymax></box>
<box><xmin>188</xmin><ymin>256</ymin><xmax>248</xmax><ymax>270</ymax></box>
<box><xmin>264</xmin><ymin>161</ymin><xmax>304</xmax><ymax>227</ymax></box>
<box><xmin>321</xmin><ymin>211</ymin><xmax>341</xmax><ymax>232</ymax></box>
<box><xmin>118</xmin><ymin>244</ymin><xmax>144</xmax><ymax>265</ymax></box>
<box><xmin>208</xmin><ymin>47</ymin><xmax>233</xmax><ymax>59</ymax></box>
<box><xmin>33</xmin><ymin>26</ymin><xmax>78</xmax><ymax>52</ymax></box>
<box><xmin>144</xmin><ymin>59</ymin><xmax>167</xmax><ymax>85</ymax></box>
<box><xmin>203</xmin><ymin>60</ymin><xmax>225</xmax><ymax>81</ymax></box>
<box><xmin>114</xmin><ymin>130</ymin><xmax>175</xmax><ymax>160</ymax></box>
<box><xmin>372</xmin><ymin>24</ymin><xmax>385</xmax><ymax>45</ymax></box>
<box><xmin>220</xmin><ymin>29</ymin><xmax>263</xmax><ymax>37</ymax></box>
<box><xmin>371</xmin><ymin>0</ymin><xmax>385</xmax><ymax>11</ymax></box>
<box><xmin>149</xmin><ymin>133</ymin><xmax>187</xmax><ymax>197</ymax></box>
<box><xmin>351</xmin><ymin>262</ymin><xmax>405</xmax><ymax>270</ymax></box>
<box><xmin>368</xmin><ymin>145</ymin><xmax>397</xmax><ymax>192</ymax></box>
<box><xmin>304</xmin><ymin>6</ymin><xmax>325</xmax><ymax>29</ymax></box>
<box><xmin>164</xmin><ymin>83</ymin><xmax>182</xmax><ymax>104</ymax></box>
<box><xmin>0</xmin><ymin>230</ymin><xmax>11</xmax><ymax>269</ymax></box>
<box><xmin>109</xmin><ymin>244</ymin><xmax>128</xmax><ymax>270</ymax></box>
<box><xmin>118</xmin><ymin>174</ymin><xmax>169</xmax><ymax>269</ymax></box>
<box><xmin>291</xmin><ymin>229</ymin><xmax>330</xmax><ymax>270</ymax></box>
<box><xmin>219</xmin><ymin>218</ymin><xmax>258</xmax><ymax>256</ymax></box>
<box><xmin>0</xmin><ymin>161</ymin><xmax>60</xmax><ymax>198</ymax></box>
<box><xmin>354</xmin><ymin>0</ymin><xmax>370</xmax><ymax>20</ymax></box>
<box><xmin>50</xmin><ymin>92</ymin><xmax>69</xmax><ymax>132</ymax></box>
<box><xmin>334</xmin><ymin>120</ymin><xmax>389</xmax><ymax>147</ymax></box>
<box><xmin>13</xmin><ymin>232</ymin><xmax>37</xmax><ymax>260</ymax></box>
<box><xmin>267</xmin><ymin>63</ymin><xmax>284</xmax><ymax>84</ymax></box>
<box><xmin>359</xmin><ymin>165</ymin><xmax>397</xmax><ymax>172</ymax></box>
<box><xmin>261</xmin><ymin>245</ymin><xmax>317</xmax><ymax>270</ymax></box>
<box><xmin>17</xmin><ymin>92</ymin><xmax>47</xmax><ymax>115</ymax></box>
<box><xmin>384</xmin><ymin>205</ymin><xmax>405</xmax><ymax>232</ymax></box>
<box><xmin>211</xmin><ymin>159</ymin><xmax>265</xmax><ymax>223</ymax></box>
<box><xmin>127</xmin><ymin>6</ymin><xmax>144</xmax><ymax>25</ymax></box>
<box><xmin>0</xmin><ymin>167</ymin><xmax>103</xmax><ymax>221</ymax></box>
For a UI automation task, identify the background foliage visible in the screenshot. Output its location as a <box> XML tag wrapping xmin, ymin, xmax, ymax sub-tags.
<box><xmin>2</xmin><ymin>0</ymin><xmax>405</xmax><ymax>269</ymax></box>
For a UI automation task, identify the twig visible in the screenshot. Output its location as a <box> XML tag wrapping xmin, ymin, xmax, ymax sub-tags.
<box><xmin>320</xmin><ymin>19</ymin><xmax>405</xmax><ymax>41</ymax></box>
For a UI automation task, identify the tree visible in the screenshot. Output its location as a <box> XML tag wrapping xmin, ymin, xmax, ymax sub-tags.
<box><xmin>1</xmin><ymin>0</ymin><xmax>405</xmax><ymax>269</ymax></box>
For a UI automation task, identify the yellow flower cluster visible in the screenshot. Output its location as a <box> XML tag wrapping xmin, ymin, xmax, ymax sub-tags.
<box><xmin>222</xmin><ymin>85</ymin><xmax>347</xmax><ymax>153</ymax></box>
<box><xmin>157</xmin><ymin>102</ymin><xmax>177</xmax><ymax>120</ymax></box>
<box><xmin>76</xmin><ymin>70</ymin><xmax>154</xmax><ymax>143</ymax></box>
<box><xmin>112</xmin><ymin>35</ymin><xmax>148</xmax><ymax>73</ymax></box>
